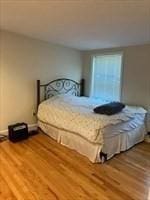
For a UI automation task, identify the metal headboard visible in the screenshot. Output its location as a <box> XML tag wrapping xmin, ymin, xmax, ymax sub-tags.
<box><xmin>37</xmin><ymin>78</ymin><xmax>85</xmax><ymax>108</ymax></box>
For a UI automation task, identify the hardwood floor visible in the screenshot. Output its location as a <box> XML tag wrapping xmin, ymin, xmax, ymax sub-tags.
<box><xmin>0</xmin><ymin>132</ymin><xmax>149</xmax><ymax>200</ymax></box>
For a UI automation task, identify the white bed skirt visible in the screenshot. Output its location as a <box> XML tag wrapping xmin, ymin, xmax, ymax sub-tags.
<box><xmin>38</xmin><ymin>121</ymin><xmax>146</xmax><ymax>163</ymax></box>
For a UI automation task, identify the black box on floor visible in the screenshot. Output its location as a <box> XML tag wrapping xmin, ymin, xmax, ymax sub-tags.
<box><xmin>8</xmin><ymin>123</ymin><xmax>28</xmax><ymax>142</ymax></box>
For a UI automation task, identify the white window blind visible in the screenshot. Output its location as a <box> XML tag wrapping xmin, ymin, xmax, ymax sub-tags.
<box><xmin>91</xmin><ymin>53</ymin><xmax>122</xmax><ymax>101</ymax></box>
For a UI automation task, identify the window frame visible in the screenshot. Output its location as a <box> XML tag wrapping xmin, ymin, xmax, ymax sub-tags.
<box><xmin>90</xmin><ymin>51</ymin><xmax>124</xmax><ymax>101</ymax></box>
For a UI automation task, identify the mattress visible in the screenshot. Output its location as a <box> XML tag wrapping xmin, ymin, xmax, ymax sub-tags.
<box><xmin>101</xmin><ymin>113</ymin><xmax>146</xmax><ymax>158</ymax></box>
<box><xmin>102</xmin><ymin>113</ymin><xmax>145</xmax><ymax>138</ymax></box>
<box><xmin>38</xmin><ymin>113</ymin><xmax>146</xmax><ymax>163</ymax></box>
<box><xmin>38</xmin><ymin>95</ymin><xmax>146</xmax><ymax>144</ymax></box>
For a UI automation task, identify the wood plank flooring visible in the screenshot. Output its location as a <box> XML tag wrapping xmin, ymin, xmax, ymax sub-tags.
<box><xmin>0</xmin><ymin>132</ymin><xmax>149</xmax><ymax>200</ymax></box>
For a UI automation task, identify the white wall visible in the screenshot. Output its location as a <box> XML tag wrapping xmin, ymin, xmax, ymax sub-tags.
<box><xmin>82</xmin><ymin>44</ymin><xmax>150</xmax><ymax>110</ymax></box>
<box><xmin>0</xmin><ymin>30</ymin><xmax>149</xmax><ymax>132</ymax></box>
<box><xmin>0</xmin><ymin>31</ymin><xmax>82</xmax><ymax>131</ymax></box>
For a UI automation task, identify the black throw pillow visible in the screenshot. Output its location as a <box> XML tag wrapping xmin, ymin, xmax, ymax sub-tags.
<box><xmin>93</xmin><ymin>102</ymin><xmax>125</xmax><ymax>115</ymax></box>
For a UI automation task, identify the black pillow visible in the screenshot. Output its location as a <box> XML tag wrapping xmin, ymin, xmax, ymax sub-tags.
<box><xmin>93</xmin><ymin>102</ymin><xmax>125</xmax><ymax>115</ymax></box>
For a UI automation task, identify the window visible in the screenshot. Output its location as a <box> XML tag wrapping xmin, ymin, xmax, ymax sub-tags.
<box><xmin>91</xmin><ymin>53</ymin><xmax>123</xmax><ymax>101</ymax></box>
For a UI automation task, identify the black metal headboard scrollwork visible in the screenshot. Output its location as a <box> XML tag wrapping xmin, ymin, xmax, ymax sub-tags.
<box><xmin>37</xmin><ymin>78</ymin><xmax>85</xmax><ymax>108</ymax></box>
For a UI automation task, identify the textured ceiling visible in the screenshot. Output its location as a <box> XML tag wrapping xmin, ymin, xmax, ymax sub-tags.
<box><xmin>0</xmin><ymin>0</ymin><xmax>150</xmax><ymax>50</ymax></box>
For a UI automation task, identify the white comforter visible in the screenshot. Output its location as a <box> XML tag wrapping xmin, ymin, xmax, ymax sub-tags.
<box><xmin>37</xmin><ymin>95</ymin><xmax>146</xmax><ymax>144</ymax></box>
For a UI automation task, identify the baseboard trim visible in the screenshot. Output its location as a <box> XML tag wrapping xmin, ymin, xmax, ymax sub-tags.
<box><xmin>0</xmin><ymin>129</ymin><xmax>8</xmax><ymax>136</ymax></box>
<box><xmin>28</xmin><ymin>124</ymin><xmax>38</xmax><ymax>132</ymax></box>
<box><xmin>0</xmin><ymin>124</ymin><xmax>38</xmax><ymax>136</ymax></box>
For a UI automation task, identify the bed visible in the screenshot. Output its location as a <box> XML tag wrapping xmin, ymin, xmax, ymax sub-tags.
<box><xmin>37</xmin><ymin>78</ymin><xmax>147</xmax><ymax>163</ymax></box>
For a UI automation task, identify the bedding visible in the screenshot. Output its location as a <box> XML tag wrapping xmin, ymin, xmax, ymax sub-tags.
<box><xmin>37</xmin><ymin>95</ymin><xmax>146</xmax><ymax>144</ymax></box>
<box><xmin>38</xmin><ymin>116</ymin><xmax>146</xmax><ymax>163</ymax></box>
